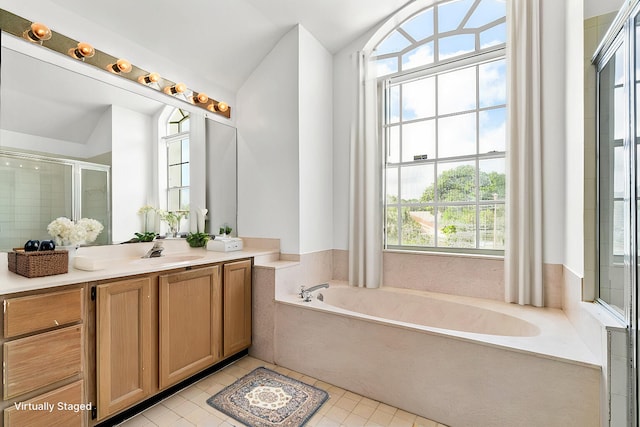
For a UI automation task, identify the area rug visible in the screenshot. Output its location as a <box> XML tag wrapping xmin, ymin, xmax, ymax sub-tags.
<box><xmin>207</xmin><ymin>367</ymin><xmax>328</xmax><ymax>427</ymax></box>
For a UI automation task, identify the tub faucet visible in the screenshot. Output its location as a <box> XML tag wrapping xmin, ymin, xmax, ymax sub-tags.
<box><xmin>299</xmin><ymin>283</ymin><xmax>329</xmax><ymax>302</ymax></box>
<box><xmin>142</xmin><ymin>242</ymin><xmax>164</xmax><ymax>258</ymax></box>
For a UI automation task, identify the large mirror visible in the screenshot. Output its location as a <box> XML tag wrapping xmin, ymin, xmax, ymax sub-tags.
<box><xmin>0</xmin><ymin>35</ymin><xmax>237</xmax><ymax>251</ymax></box>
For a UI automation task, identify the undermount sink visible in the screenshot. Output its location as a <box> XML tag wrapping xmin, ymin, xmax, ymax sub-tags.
<box><xmin>131</xmin><ymin>254</ymin><xmax>204</xmax><ymax>265</ymax></box>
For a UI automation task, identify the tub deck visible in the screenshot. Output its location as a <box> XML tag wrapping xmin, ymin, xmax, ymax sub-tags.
<box><xmin>273</xmin><ymin>282</ymin><xmax>601</xmax><ymax>427</ymax></box>
<box><xmin>279</xmin><ymin>283</ymin><xmax>599</xmax><ymax>369</ymax></box>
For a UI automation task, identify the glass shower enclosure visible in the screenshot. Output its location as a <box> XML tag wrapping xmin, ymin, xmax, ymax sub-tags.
<box><xmin>0</xmin><ymin>150</ymin><xmax>110</xmax><ymax>251</ymax></box>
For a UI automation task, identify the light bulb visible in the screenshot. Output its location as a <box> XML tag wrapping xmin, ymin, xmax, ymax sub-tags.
<box><xmin>24</xmin><ymin>22</ymin><xmax>52</xmax><ymax>43</ymax></box>
<box><xmin>163</xmin><ymin>83</ymin><xmax>187</xmax><ymax>95</ymax></box>
<box><xmin>138</xmin><ymin>72</ymin><xmax>161</xmax><ymax>84</ymax></box>
<box><xmin>108</xmin><ymin>59</ymin><xmax>132</xmax><ymax>74</ymax></box>
<box><xmin>69</xmin><ymin>42</ymin><xmax>95</xmax><ymax>60</ymax></box>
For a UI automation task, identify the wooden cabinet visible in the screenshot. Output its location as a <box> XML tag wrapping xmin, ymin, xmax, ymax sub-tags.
<box><xmin>159</xmin><ymin>266</ymin><xmax>222</xmax><ymax>389</ymax></box>
<box><xmin>96</xmin><ymin>276</ymin><xmax>152</xmax><ymax>420</ymax></box>
<box><xmin>223</xmin><ymin>259</ymin><xmax>252</xmax><ymax>357</ymax></box>
<box><xmin>91</xmin><ymin>257</ymin><xmax>252</xmax><ymax>423</ymax></box>
<box><xmin>4</xmin><ymin>288</ymin><xmax>84</xmax><ymax>338</ymax></box>
<box><xmin>1</xmin><ymin>286</ymin><xmax>86</xmax><ymax>427</ymax></box>
<box><xmin>4</xmin><ymin>380</ymin><xmax>85</xmax><ymax>427</ymax></box>
<box><xmin>4</xmin><ymin>325</ymin><xmax>83</xmax><ymax>399</ymax></box>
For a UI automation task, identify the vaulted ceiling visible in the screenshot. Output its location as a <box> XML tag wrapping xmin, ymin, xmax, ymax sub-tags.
<box><xmin>46</xmin><ymin>0</ymin><xmax>412</xmax><ymax>92</ymax></box>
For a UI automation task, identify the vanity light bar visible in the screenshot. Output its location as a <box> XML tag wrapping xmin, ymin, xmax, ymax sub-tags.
<box><xmin>0</xmin><ymin>8</ymin><xmax>231</xmax><ymax>119</ymax></box>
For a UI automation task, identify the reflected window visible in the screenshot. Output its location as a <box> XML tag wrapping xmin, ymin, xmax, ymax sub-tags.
<box><xmin>381</xmin><ymin>0</ymin><xmax>506</xmax><ymax>253</ymax></box>
<box><xmin>165</xmin><ymin>109</ymin><xmax>190</xmax><ymax>213</ymax></box>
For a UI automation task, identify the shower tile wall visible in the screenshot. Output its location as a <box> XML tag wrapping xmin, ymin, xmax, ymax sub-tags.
<box><xmin>0</xmin><ymin>157</ymin><xmax>72</xmax><ymax>250</ymax></box>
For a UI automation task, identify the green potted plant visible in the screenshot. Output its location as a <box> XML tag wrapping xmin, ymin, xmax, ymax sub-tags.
<box><xmin>186</xmin><ymin>232</ymin><xmax>210</xmax><ymax>248</ymax></box>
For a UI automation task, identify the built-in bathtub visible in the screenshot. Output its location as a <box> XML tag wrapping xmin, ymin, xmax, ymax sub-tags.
<box><xmin>274</xmin><ymin>284</ymin><xmax>601</xmax><ymax>427</ymax></box>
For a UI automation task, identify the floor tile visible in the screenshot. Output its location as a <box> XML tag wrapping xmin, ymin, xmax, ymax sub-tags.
<box><xmin>116</xmin><ymin>356</ymin><xmax>446</xmax><ymax>427</ymax></box>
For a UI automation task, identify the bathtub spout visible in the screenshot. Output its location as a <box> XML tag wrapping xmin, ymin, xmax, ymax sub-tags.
<box><xmin>299</xmin><ymin>283</ymin><xmax>329</xmax><ymax>302</ymax></box>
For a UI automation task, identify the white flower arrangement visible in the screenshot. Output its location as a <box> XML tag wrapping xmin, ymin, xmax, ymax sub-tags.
<box><xmin>47</xmin><ymin>217</ymin><xmax>104</xmax><ymax>246</ymax></box>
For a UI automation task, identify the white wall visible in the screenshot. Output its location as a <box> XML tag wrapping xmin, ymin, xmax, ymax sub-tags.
<box><xmin>540</xmin><ymin>0</ymin><xmax>567</xmax><ymax>265</ymax></box>
<box><xmin>298</xmin><ymin>26</ymin><xmax>334</xmax><ymax>254</ymax></box>
<box><xmin>564</xmin><ymin>0</ymin><xmax>585</xmax><ymax>276</ymax></box>
<box><xmin>237</xmin><ymin>25</ymin><xmax>334</xmax><ymax>255</ymax></box>
<box><xmin>584</xmin><ymin>0</ymin><xmax>625</xmax><ymax>19</ymax></box>
<box><xmin>237</xmin><ymin>27</ymin><xmax>301</xmax><ymax>254</ymax></box>
<box><xmin>111</xmin><ymin>105</ymin><xmax>153</xmax><ymax>242</ymax></box>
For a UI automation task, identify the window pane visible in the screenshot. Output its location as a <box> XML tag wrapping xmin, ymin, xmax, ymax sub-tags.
<box><xmin>479</xmin><ymin>108</ymin><xmax>506</xmax><ymax>153</ymax></box>
<box><xmin>168</xmin><ymin>164</ymin><xmax>182</xmax><ymax>188</ymax></box>
<box><xmin>615</xmin><ymin>86</ymin><xmax>625</xmax><ymax>140</ymax></box>
<box><xmin>436</xmin><ymin>161</ymin><xmax>475</xmax><ymax>202</ymax></box>
<box><xmin>438</xmin><ymin>34</ymin><xmax>475</xmax><ymax>61</ymax></box>
<box><xmin>465</xmin><ymin>0</ymin><xmax>506</xmax><ymax>29</ymax></box>
<box><xmin>376</xmin><ymin>31</ymin><xmax>411</xmax><ymax>56</ymax></box>
<box><xmin>386</xmin><ymin>166</ymin><xmax>399</xmax><ymax>203</ymax></box>
<box><xmin>402</xmin><ymin>77</ymin><xmax>435</xmax><ymax>120</ymax></box>
<box><xmin>387</xmin><ymin>126</ymin><xmax>400</xmax><ymax>163</ymax></box>
<box><xmin>479</xmin><ymin>59</ymin><xmax>506</xmax><ymax>108</ymax></box>
<box><xmin>480</xmin><ymin>22</ymin><xmax>506</xmax><ymax>48</ymax></box>
<box><xmin>388</xmin><ymin>86</ymin><xmax>400</xmax><ymax>124</ymax></box>
<box><xmin>182</xmin><ymin>164</ymin><xmax>190</xmax><ymax>186</ymax></box>
<box><xmin>180</xmin><ymin>188</ymin><xmax>190</xmax><ymax>211</ymax></box>
<box><xmin>386</xmin><ymin>207</ymin><xmax>399</xmax><ymax>245</ymax></box>
<box><xmin>613</xmin><ymin>200</ymin><xmax>624</xmax><ymax>256</ymax></box>
<box><xmin>437</xmin><ymin>0</ymin><xmax>474</xmax><ymax>33</ymax></box>
<box><xmin>402</xmin><ymin>206</ymin><xmax>435</xmax><ymax>246</ymax></box>
<box><xmin>168</xmin><ymin>141</ymin><xmax>181</xmax><ymax>165</ymax></box>
<box><xmin>402</xmin><ymin>120</ymin><xmax>436</xmax><ymax>162</ymax></box>
<box><xmin>438</xmin><ymin>67</ymin><xmax>476</xmax><ymax>114</ymax></box>
<box><xmin>401</xmin><ymin>8</ymin><xmax>434</xmax><ymax>41</ymax></box>
<box><xmin>479</xmin><ymin>158</ymin><xmax>505</xmax><ymax>200</ymax></box>
<box><xmin>376</xmin><ymin>57</ymin><xmax>398</xmax><ymax>77</ymax></box>
<box><xmin>438</xmin><ymin>113</ymin><xmax>476</xmax><ymax>158</ymax></box>
<box><xmin>614</xmin><ymin>146</ymin><xmax>624</xmax><ymax>198</ymax></box>
<box><xmin>402</xmin><ymin>43</ymin><xmax>435</xmax><ymax>71</ymax></box>
<box><xmin>437</xmin><ymin>205</ymin><xmax>476</xmax><ymax>248</ymax></box>
<box><xmin>168</xmin><ymin>189</ymin><xmax>180</xmax><ymax>212</ymax></box>
<box><xmin>401</xmin><ymin>164</ymin><xmax>435</xmax><ymax>203</ymax></box>
<box><xmin>479</xmin><ymin>204</ymin><xmax>504</xmax><ymax>249</ymax></box>
<box><xmin>181</xmin><ymin>139</ymin><xmax>189</xmax><ymax>161</ymax></box>
<box><xmin>181</xmin><ymin>118</ymin><xmax>190</xmax><ymax>132</ymax></box>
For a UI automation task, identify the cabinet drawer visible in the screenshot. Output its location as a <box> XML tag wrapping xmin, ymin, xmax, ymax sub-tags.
<box><xmin>4</xmin><ymin>325</ymin><xmax>83</xmax><ymax>399</ymax></box>
<box><xmin>4</xmin><ymin>380</ymin><xmax>85</xmax><ymax>427</ymax></box>
<box><xmin>4</xmin><ymin>288</ymin><xmax>84</xmax><ymax>338</ymax></box>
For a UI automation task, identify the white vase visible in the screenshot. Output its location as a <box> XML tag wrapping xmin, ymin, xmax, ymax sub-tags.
<box><xmin>58</xmin><ymin>245</ymin><xmax>78</xmax><ymax>268</ymax></box>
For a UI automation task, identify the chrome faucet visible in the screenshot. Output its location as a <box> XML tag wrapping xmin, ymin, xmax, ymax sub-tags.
<box><xmin>142</xmin><ymin>242</ymin><xmax>164</xmax><ymax>258</ymax></box>
<box><xmin>299</xmin><ymin>283</ymin><xmax>329</xmax><ymax>302</ymax></box>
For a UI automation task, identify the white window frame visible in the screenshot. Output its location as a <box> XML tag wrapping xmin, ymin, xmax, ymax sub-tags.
<box><xmin>378</xmin><ymin>2</ymin><xmax>506</xmax><ymax>255</ymax></box>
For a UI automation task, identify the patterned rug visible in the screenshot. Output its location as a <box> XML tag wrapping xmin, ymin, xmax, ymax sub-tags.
<box><xmin>207</xmin><ymin>367</ymin><xmax>329</xmax><ymax>427</ymax></box>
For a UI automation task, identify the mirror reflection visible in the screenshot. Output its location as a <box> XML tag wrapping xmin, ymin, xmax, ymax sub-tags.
<box><xmin>0</xmin><ymin>42</ymin><xmax>237</xmax><ymax>251</ymax></box>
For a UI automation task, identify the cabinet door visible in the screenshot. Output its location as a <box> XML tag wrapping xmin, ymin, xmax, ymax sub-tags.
<box><xmin>159</xmin><ymin>266</ymin><xmax>222</xmax><ymax>389</ymax></box>
<box><xmin>96</xmin><ymin>277</ymin><xmax>152</xmax><ymax>420</ymax></box>
<box><xmin>223</xmin><ymin>260</ymin><xmax>252</xmax><ymax>357</ymax></box>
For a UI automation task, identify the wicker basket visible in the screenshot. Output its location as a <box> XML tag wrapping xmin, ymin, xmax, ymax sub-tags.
<box><xmin>8</xmin><ymin>249</ymin><xmax>69</xmax><ymax>278</ymax></box>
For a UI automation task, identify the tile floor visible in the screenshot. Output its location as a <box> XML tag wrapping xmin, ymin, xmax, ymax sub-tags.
<box><xmin>118</xmin><ymin>356</ymin><xmax>447</xmax><ymax>427</ymax></box>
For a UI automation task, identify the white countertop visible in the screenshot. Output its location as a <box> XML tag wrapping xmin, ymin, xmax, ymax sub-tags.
<box><xmin>1</xmin><ymin>239</ymin><xmax>278</xmax><ymax>295</ymax></box>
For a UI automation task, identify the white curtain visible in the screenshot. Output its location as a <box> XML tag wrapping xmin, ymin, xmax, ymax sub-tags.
<box><xmin>505</xmin><ymin>0</ymin><xmax>544</xmax><ymax>306</ymax></box>
<box><xmin>348</xmin><ymin>51</ymin><xmax>383</xmax><ymax>288</ymax></box>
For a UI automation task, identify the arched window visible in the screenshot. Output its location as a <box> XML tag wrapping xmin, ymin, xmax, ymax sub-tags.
<box><xmin>378</xmin><ymin>0</ymin><xmax>506</xmax><ymax>253</ymax></box>
<box><xmin>165</xmin><ymin>108</ymin><xmax>190</xmax><ymax>213</ymax></box>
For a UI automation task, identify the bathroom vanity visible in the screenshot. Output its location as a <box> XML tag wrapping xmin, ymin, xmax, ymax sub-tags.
<box><xmin>0</xmin><ymin>242</ymin><xmax>266</xmax><ymax>426</ymax></box>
